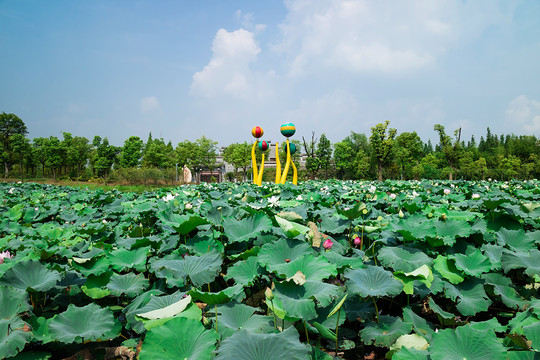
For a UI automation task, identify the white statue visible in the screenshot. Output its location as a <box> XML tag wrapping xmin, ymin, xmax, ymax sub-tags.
<box><xmin>183</xmin><ymin>165</ymin><xmax>192</xmax><ymax>184</ymax></box>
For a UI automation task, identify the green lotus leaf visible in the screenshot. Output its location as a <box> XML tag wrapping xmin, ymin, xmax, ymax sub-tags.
<box><xmin>139</xmin><ymin>303</ymin><xmax>202</xmax><ymax>331</ymax></box>
<box><xmin>482</xmin><ymin>273</ymin><xmax>527</xmax><ymax>309</ymax></box>
<box><xmin>481</xmin><ymin>243</ymin><xmax>503</xmax><ymax>271</ymax></box>
<box><xmin>523</xmin><ymin>321</ymin><xmax>540</xmax><ymax>351</ymax></box>
<box><xmin>501</xmin><ymin>249</ymin><xmax>540</xmax><ymax>277</ymax></box>
<box><xmin>109</xmin><ymin>246</ymin><xmax>150</xmax><ymax>272</ymax></box>
<box><xmin>48</xmin><ymin>303</ymin><xmax>117</xmax><ymax>343</ymax></box>
<box><xmin>81</xmin><ymin>273</ymin><xmax>111</xmax><ymax>299</ymax></box>
<box><xmin>9</xmin><ymin>350</ymin><xmax>52</xmax><ymax>359</ymax></box>
<box><xmin>428</xmin><ymin>297</ymin><xmax>455</xmax><ymax>320</ymax></box>
<box><xmin>345</xmin><ymin>265</ymin><xmax>403</xmax><ymax>298</ymax></box>
<box><xmin>189</xmin><ymin>283</ymin><xmax>245</xmax><ymax>305</ymax></box>
<box><xmin>71</xmin><ymin>256</ymin><xmax>110</xmax><ymax>276</ymax></box>
<box><xmin>258</xmin><ymin>238</ymin><xmax>312</xmax><ymax>270</ymax></box>
<box><xmin>452</xmin><ymin>249</ymin><xmax>492</xmax><ymax>277</ymax></box>
<box><xmin>125</xmin><ymin>290</ymin><xmax>185</xmax><ymax>333</ymax></box>
<box><xmin>185</xmin><ymin>236</ymin><xmax>224</xmax><ymax>255</ymax></box>
<box><xmin>359</xmin><ymin>315</ymin><xmax>412</xmax><ymax>348</ymax></box>
<box><xmin>224</xmin><ymin>255</ymin><xmax>265</xmax><ymax>286</ymax></box>
<box><xmin>389</xmin><ymin>334</ymin><xmax>429</xmax><ymax>353</ymax></box>
<box><xmin>0</xmin><ymin>286</ymin><xmax>30</xmax><ymax>318</ymax></box>
<box><xmin>319</xmin><ymin>214</ymin><xmax>349</xmax><ymax>235</ymax></box>
<box><xmin>215</xmin><ymin>302</ymin><xmax>274</xmax><ymax>339</ymax></box>
<box><xmin>392</xmin><ymin>347</ymin><xmax>429</xmax><ymax>360</ymax></box>
<box><xmin>429</xmin><ymin>326</ymin><xmax>507</xmax><ymax>360</ymax></box>
<box><xmin>443</xmin><ymin>280</ymin><xmax>492</xmax><ymax>316</ymax></box>
<box><xmin>274</xmin><ymin>215</ymin><xmax>310</xmax><ymax>238</ymax></box>
<box><xmin>139</xmin><ymin>316</ymin><xmax>218</xmax><ymax>360</ymax></box>
<box><xmin>26</xmin><ymin>316</ymin><xmax>52</xmax><ymax>344</ymax></box>
<box><xmin>321</xmin><ymin>251</ymin><xmax>364</xmax><ymax>271</ymax></box>
<box><xmin>394</xmin><ymin>265</ymin><xmax>434</xmax><ymax>295</ymax></box>
<box><xmin>150</xmin><ymin>250</ymin><xmax>223</xmax><ymax>287</ymax></box>
<box><xmin>223</xmin><ymin>213</ymin><xmax>273</xmax><ymax>243</ymax></box>
<box><xmin>394</xmin><ymin>218</ymin><xmax>436</xmax><ymax>242</ymax></box>
<box><xmin>433</xmin><ymin>255</ymin><xmax>465</xmax><ymax>284</ymax></box>
<box><xmin>311</xmin><ymin>346</ymin><xmax>334</xmax><ymax>360</ymax></box>
<box><xmin>157</xmin><ymin>210</ymin><xmax>209</xmax><ymax>235</ymax></box>
<box><xmin>5</xmin><ymin>203</ymin><xmax>24</xmax><ymax>222</ymax></box>
<box><xmin>137</xmin><ymin>294</ymin><xmax>191</xmax><ymax>320</ymax></box>
<box><xmin>107</xmin><ymin>272</ymin><xmax>149</xmax><ymax>297</ymax></box>
<box><xmin>266</xmin><ymin>281</ymin><xmax>317</xmax><ymax>322</ymax></box>
<box><xmin>497</xmin><ymin>228</ymin><xmax>535</xmax><ymax>252</ymax></box>
<box><xmin>0</xmin><ymin>317</ymin><xmax>33</xmax><ymax>359</ymax></box>
<box><xmin>0</xmin><ymin>260</ymin><xmax>61</xmax><ymax>292</ymax></box>
<box><xmin>507</xmin><ymin>310</ymin><xmax>539</xmax><ymax>336</ymax></box>
<box><xmin>270</xmin><ymin>254</ymin><xmax>338</xmax><ymax>282</ymax></box>
<box><xmin>402</xmin><ymin>307</ymin><xmax>435</xmax><ymax>340</ymax></box>
<box><xmin>468</xmin><ymin>318</ymin><xmax>507</xmax><ymax>333</ymax></box>
<box><xmin>312</xmin><ymin>321</ymin><xmax>336</xmax><ymax>341</ymax></box>
<box><xmin>433</xmin><ymin>219</ymin><xmax>471</xmax><ymax>246</ymax></box>
<box><xmin>378</xmin><ymin>246</ymin><xmax>432</xmax><ymax>273</ymax></box>
<box><xmin>215</xmin><ymin>327</ymin><xmax>310</xmax><ymax>360</ymax></box>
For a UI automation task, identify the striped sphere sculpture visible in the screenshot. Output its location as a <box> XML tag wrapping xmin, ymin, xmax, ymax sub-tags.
<box><xmin>286</xmin><ymin>142</ymin><xmax>296</xmax><ymax>155</ymax></box>
<box><xmin>280</xmin><ymin>123</ymin><xmax>296</xmax><ymax>138</ymax></box>
<box><xmin>251</xmin><ymin>126</ymin><xmax>264</xmax><ymax>138</ymax></box>
<box><xmin>258</xmin><ymin>140</ymin><xmax>269</xmax><ymax>151</ymax></box>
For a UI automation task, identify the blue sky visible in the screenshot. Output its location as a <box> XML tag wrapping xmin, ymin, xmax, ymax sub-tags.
<box><xmin>1</xmin><ymin>0</ymin><xmax>539</xmax><ymax>147</ymax></box>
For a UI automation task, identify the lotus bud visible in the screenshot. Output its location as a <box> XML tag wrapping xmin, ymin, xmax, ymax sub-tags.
<box><xmin>399</xmin><ymin>209</ymin><xmax>404</xmax><ymax>218</ymax></box>
<box><xmin>353</xmin><ymin>236</ymin><xmax>362</xmax><ymax>246</ymax></box>
<box><xmin>265</xmin><ymin>287</ymin><xmax>274</xmax><ymax>301</ymax></box>
<box><xmin>323</xmin><ymin>238</ymin><xmax>334</xmax><ymax>250</ymax></box>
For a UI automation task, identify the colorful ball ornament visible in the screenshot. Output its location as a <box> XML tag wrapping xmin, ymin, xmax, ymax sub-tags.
<box><xmin>286</xmin><ymin>142</ymin><xmax>297</xmax><ymax>155</ymax></box>
<box><xmin>258</xmin><ymin>140</ymin><xmax>269</xmax><ymax>151</ymax></box>
<box><xmin>251</xmin><ymin>126</ymin><xmax>264</xmax><ymax>138</ymax></box>
<box><xmin>280</xmin><ymin>123</ymin><xmax>296</xmax><ymax>137</ymax></box>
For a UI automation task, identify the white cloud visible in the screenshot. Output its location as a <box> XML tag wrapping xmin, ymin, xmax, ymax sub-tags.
<box><xmin>141</xmin><ymin>96</ymin><xmax>160</xmax><ymax>113</ymax></box>
<box><xmin>190</xmin><ymin>28</ymin><xmax>262</xmax><ymax>99</ymax></box>
<box><xmin>506</xmin><ymin>95</ymin><xmax>540</xmax><ymax>134</ymax></box>
<box><xmin>274</xmin><ymin>0</ymin><xmax>512</xmax><ymax>76</ymax></box>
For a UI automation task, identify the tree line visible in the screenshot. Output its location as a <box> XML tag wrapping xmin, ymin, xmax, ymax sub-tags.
<box><xmin>1</xmin><ymin>112</ymin><xmax>538</xmax><ymax>183</ymax></box>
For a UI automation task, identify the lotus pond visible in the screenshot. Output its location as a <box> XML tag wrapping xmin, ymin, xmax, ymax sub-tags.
<box><xmin>0</xmin><ymin>179</ymin><xmax>539</xmax><ymax>359</ymax></box>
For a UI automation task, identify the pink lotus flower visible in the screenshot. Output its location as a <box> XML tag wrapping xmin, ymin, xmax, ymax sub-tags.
<box><xmin>0</xmin><ymin>251</ymin><xmax>13</xmax><ymax>264</ymax></box>
<box><xmin>323</xmin><ymin>238</ymin><xmax>333</xmax><ymax>250</ymax></box>
<box><xmin>354</xmin><ymin>236</ymin><xmax>362</xmax><ymax>247</ymax></box>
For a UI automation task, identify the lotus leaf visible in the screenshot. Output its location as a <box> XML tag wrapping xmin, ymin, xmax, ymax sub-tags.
<box><xmin>48</xmin><ymin>303</ymin><xmax>116</xmax><ymax>343</ymax></box>
<box><xmin>433</xmin><ymin>255</ymin><xmax>465</xmax><ymax>284</ymax></box>
<box><xmin>107</xmin><ymin>272</ymin><xmax>149</xmax><ymax>297</ymax></box>
<box><xmin>274</xmin><ymin>215</ymin><xmax>310</xmax><ymax>238</ymax></box>
<box><xmin>258</xmin><ymin>237</ymin><xmax>312</xmax><ymax>270</ymax></box>
<box><xmin>0</xmin><ymin>317</ymin><xmax>33</xmax><ymax>359</ymax></box>
<box><xmin>139</xmin><ymin>316</ymin><xmax>218</xmax><ymax>360</ymax></box>
<box><xmin>501</xmin><ymin>249</ymin><xmax>540</xmax><ymax>277</ymax></box>
<box><xmin>215</xmin><ymin>302</ymin><xmax>274</xmax><ymax>339</ymax></box>
<box><xmin>0</xmin><ymin>260</ymin><xmax>61</xmax><ymax>292</ymax></box>
<box><xmin>523</xmin><ymin>321</ymin><xmax>540</xmax><ymax>351</ymax></box>
<box><xmin>0</xmin><ymin>286</ymin><xmax>30</xmax><ymax>318</ymax></box>
<box><xmin>452</xmin><ymin>249</ymin><xmax>492</xmax><ymax>277</ymax></box>
<box><xmin>223</xmin><ymin>213</ymin><xmax>273</xmax><ymax>243</ymax></box>
<box><xmin>402</xmin><ymin>307</ymin><xmax>435</xmax><ymax>340</ymax></box>
<box><xmin>150</xmin><ymin>250</ymin><xmax>222</xmax><ymax>287</ymax></box>
<box><xmin>214</xmin><ymin>327</ymin><xmax>310</xmax><ymax>360</ymax></box>
<box><xmin>270</xmin><ymin>254</ymin><xmax>338</xmax><ymax>282</ymax></box>
<box><xmin>345</xmin><ymin>265</ymin><xmax>403</xmax><ymax>298</ymax></box>
<box><xmin>429</xmin><ymin>326</ymin><xmax>506</xmax><ymax>360</ymax></box>
<box><xmin>359</xmin><ymin>315</ymin><xmax>412</xmax><ymax>348</ymax></box>
<box><xmin>378</xmin><ymin>245</ymin><xmax>432</xmax><ymax>273</ymax></box>
<box><xmin>109</xmin><ymin>246</ymin><xmax>150</xmax><ymax>272</ymax></box>
<box><xmin>224</xmin><ymin>255</ymin><xmax>265</xmax><ymax>286</ymax></box>
<box><xmin>81</xmin><ymin>273</ymin><xmax>111</xmax><ymax>299</ymax></box>
<box><xmin>392</xmin><ymin>347</ymin><xmax>429</xmax><ymax>360</ymax></box>
<box><xmin>443</xmin><ymin>280</ymin><xmax>492</xmax><ymax>316</ymax></box>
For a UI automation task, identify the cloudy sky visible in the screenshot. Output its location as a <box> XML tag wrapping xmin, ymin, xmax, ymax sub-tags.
<box><xmin>1</xmin><ymin>0</ymin><xmax>539</xmax><ymax>147</ymax></box>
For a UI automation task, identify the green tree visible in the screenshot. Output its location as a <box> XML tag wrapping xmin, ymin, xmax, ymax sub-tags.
<box><xmin>10</xmin><ymin>134</ymin><xmax>31</xmax><ymax>181</ymax></box>
<box><xmin>370</xmin><ymin>120</ymin><xmax>397</xmax><ymax>181</ymax></box>
<box><xmin>142</xmin><ymin>138</ymin><xmax>174</xmax><ymax>168</ymax></box>
<box><xmin>93</xmin><ymin>137</ymin><xmax>118</xmax><ymax>178</ymax></box>
<box><xmin>316</xmin><ymin>134</ymin><xmax>332</xmax><ymax>179</ymax></box>
<box><xmin>433</xmin><ymin>124</ymin><xmax>463</xmax><ymax>180</ymax></box>
<box><xmin>333</xmin><ymin>140</ymin><xmax>356</xmax><ymax>179</ymax></box>
<box><xmin>196</xmin><ymin>136</ymin><xmax>218</xmax><ymax>181</ymax></box>
<box><xmin>0</xmin><ymin>112</ymin><xmax>28</xmax><ymax>177</ymax></box>
<box><xmin>119</xmin><ymin>136</ymin><xmax>143</xmax><ymax>168</ymax></box>
<box><xmin>45</xmin><ymin>136</ymin><xmax>65</xmax><ymax>181</ymax></box>
<box><xmin>395</xmin><ymin>131</ymin><xmax>424</xmax><ymax>179</ymax></box>
<box><xmin>302</xmin><ymin>132</ymin><xmax>319</xmax><ymax>179</ymax></box>
<box><xmin>222</xmin><ymin>142</ymin><xmax>251</xmax><ymax>180</ymax></box>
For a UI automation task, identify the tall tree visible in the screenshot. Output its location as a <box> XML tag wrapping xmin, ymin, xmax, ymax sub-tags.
<box><xmin>316</xmin><ymin>134</ymin><xmax>332</xmax><ymax>179</ymax></box>
<box><xmin>302</xmin><ymin>132</ymin><xmax>319</xmax><ymax>179</ymax></box>
<box><xmin>223</xmin><ymin>142</ymin><xmax>251</xmax><ymax>180</ymax></box>
<box><xmin>119</xmin><ymin>136</ymin><xmax>143</xmax><ymax>168</ymax></box>
<box><xmin>0</xmin><ymin>112</ymin><xmax>28</xmax><ymax>177</ymax></box>
<box><xmin>433</xmin><ymin>124</ymin><xmax>462</xmax><ymax>180</ymax></box>
<box><xmin>370</xmin><ymin>120</ymin><xmax>397</xmax><ymax>181</ymax></box>
<box><xmin>395</xmin><ymin>131</ymin><xmax>424</xmax><ymax>180</ymax></box>
<box><xmin>10</xmin><ymin>134</ymin><xmax>31</xmax><ymax>181</ymax></box>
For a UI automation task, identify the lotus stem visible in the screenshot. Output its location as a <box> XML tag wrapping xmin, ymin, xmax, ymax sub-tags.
<box><xmin>303</xmin><ymin>320</ymin><xmax>310</xmax><ymax>344</ymax></box>
<box><xmin>270</xmin><ymin>299</ymin><xmax>277</xmax><ymax>331</ymax></box>
<box><xmin>371</xmin><ymin>296</ymin><xmax>379</xmax><ymax>323</ymax></box>
<box><xmin>335</xmin><ymin>307</ymin><xmax>341</xmax><ymax>357</ymax></box>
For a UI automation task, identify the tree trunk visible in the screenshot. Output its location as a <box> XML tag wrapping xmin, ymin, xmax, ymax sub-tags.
<box><xmin>378</xmin><ymin>163</ymin><xmax>383</xmax><ymax>182</ymax></box>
